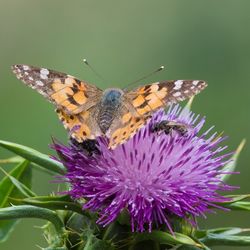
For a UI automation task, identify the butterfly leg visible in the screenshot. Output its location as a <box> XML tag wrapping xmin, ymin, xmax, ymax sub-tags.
<box><xmin>151</xmin><ymin>120</ymin><xmax>188</xmax><ymax>136</ymax></box>
<box><xmin>70</xmin><ymin>138</ymin><xmax>100</xmax><ymax>156</ymax></box>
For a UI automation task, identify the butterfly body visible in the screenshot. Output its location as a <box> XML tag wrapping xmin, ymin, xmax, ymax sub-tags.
<box><xmin>12</xmin><ymin>64</ymin><xmax>207</xmax><ymax>149</ymax></box>
<box><xmin>98</xmin><ymin>88</ymin><xmax>124</xmax><ymax>134</ymax></box>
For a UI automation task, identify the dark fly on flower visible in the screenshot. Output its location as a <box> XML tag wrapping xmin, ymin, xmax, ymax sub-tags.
<box><xmin>151</xmin><ymin>120</ymin><xmax>189</xmax><ymax>137</ymax></box>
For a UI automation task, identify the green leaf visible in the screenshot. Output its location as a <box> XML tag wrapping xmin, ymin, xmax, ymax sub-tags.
<box><xmin>199</xmin><ymin>226</ymin><xmax>250</xmax><ymax>246</ymax></box>
<box><xmin>206</xmin><ymin>227</ymin><xmax>250</xmax><ymax>236</ymax></box>
<box><xmin>0</xmin><ymin>140</ymin><xmax>66</xmax><ymax>174</ymax></box>
<box><xmin>201</xmin><ymin>233</ymin><xmax>250</xmax><ymax>246</ymax></box>
<box><xmin>0</xmin><ymin>167</ymin><xmax>36</xmax><ymax>198</ymax></box>
<box><xmin>0</xmin><ymin>160</ymin><xmax>32</xmax><ymax>242</ymax></box>
<box><xmin>0</xmin><ymin>154</ymin><xmax>57</xmax><ymax>175</ymax></box>
<box><xmin>196</xmin><ymin>227</ymin><xmax>250</xmax><ymax>239</ymax></box>
<box><xmin>30</xmin><ymin>162</ymin><xmax>57</xmax><ymax>175</ymax></box>
<box><xmin>223</xmin><ymin>194</ymin><xmax>250</xmax><ymax>203</ymax></box>
<box><xmin>216</xmin><ymin>194</ymin><xmax>250</xmax><ymax>211</ymax></box>
<box><xmin>132</xmin><ymin>231</ymin><xmax>202</xmax><ymax>248</ymax></box>
<box><xmin>222</xmin><ymin>201</ymin><xmax>250</xmax><ymax>211</ymax></box>
<box><xmin>220</xmin><ymin>139</ymin><xmax>246</xmax><ymax>182</ymax></box>
<box><xmin>0</xmin><ymin>156</ymin><xmax>23</xmax><ymax>164</ymax></box>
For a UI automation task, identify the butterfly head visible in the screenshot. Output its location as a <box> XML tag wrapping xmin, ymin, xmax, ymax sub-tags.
<box><xmin>102</xmin><ymin>88</ymin><xmax>124</xmax><ymax>107</ymax></box>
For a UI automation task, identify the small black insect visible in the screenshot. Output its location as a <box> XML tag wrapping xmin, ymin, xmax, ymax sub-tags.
<box><xmin>70</xmin><ymin>138</ymin><xmax>100</xmax><ymax>156</ymax></box>
<box><xmin>151</xmin><ymin>120</ymin><xmax>189</xmax><ymax>136</ymax></box>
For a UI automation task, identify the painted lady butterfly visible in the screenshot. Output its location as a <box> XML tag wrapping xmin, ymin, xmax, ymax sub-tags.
<box><xmin>12</xmin><ymin>64</ymin><xmax>207</xmax><ymax>149</ymax></box>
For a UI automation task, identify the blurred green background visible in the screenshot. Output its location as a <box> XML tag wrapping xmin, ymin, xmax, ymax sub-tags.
<box><xmin>0</xmin><ymin>0</ymin><xmax>250</xmax><ymax>249</ymax></box>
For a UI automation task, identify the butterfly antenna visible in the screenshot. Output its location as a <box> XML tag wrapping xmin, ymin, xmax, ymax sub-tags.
<box><xmin>125</xmin><ymin>65</ymin><xmax>165</xmax><ymax>89</ymax></box>
<box><xmin>82</xmin><ymin>58</ymin><xmax>106</xmax><ymax>82</ymax></box>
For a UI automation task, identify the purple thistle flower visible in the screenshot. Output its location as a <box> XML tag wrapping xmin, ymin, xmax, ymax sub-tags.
<box><xmin>53</xmin><ymin>105</ymin><xmax>236</xmax><ymax>233</ymax></box>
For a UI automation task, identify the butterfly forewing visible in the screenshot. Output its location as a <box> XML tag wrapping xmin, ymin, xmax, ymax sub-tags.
<box><xmin>12</xmin><ymin>64</ymin><xmax>102</xmax><ymax>115</ymax></box>
<box><xmin>125</xmin><ymin>80</ymin><xmax>207</xmax><ymax>116</ymax></box>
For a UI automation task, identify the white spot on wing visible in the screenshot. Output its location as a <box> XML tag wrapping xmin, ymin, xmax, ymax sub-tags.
<box><xmin>40</xmin><ymin>74</ymin><xmax>48</xmax><ymax>80</ymax></box>
<box><xmin>40</xmin><ymin>68</ymin><xmax>49</xmax><ymax>75</ymax></box>
<box><xmin>193</xmin><ymin>80</ymin><xmax>200</xmax><ymax>86</ymax></box>
<box><xmin>40</xmin><ymin>68</ymin><xmax>49</xmax><ymax>80</ymax></box>
<box><xmin>36</xmin><ymin>80</ymin><xmax>44</xmax><ymax>86</ymax></box>
<box><xmin>28</xmin><ymin>76</ymin><xmax>34</xmax><ymax>81</ymax></box>
<box><xmin>23</xmin><ymin>65</ymin><xmax>30</xmax><ymax>71</ymax></box>
<box><xmin>173</xmin><ymin>80</ymin><xmax>183</xmax><ymax>90</ymax></box>
<box><xmin>173</xmin><ymin>92</ymin><xmax>181</xmax><ymax>97</ymax></box>
<box><xmin>37</xmin><ymin>89</ymin><xmax>45</xmax><ymax>94</ymax></box>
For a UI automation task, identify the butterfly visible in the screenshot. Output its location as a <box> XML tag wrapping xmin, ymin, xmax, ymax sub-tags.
<box><xmin>12</xmin><ymin>64</ymin><xmax>207</xmax><ymax>149</ymax></box>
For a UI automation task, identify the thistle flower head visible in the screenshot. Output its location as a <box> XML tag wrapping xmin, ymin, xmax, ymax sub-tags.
<box><xmin>53</xmin><ymin>105</ymin><xmax>235</xmax><ymax>233</ymax></box>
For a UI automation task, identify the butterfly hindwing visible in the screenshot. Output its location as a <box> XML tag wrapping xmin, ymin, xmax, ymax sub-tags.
<box><xmin>56</xmin><ymin>106</ymin><xmax>102</xmax><ymax>142</ymax></box>
<box><xmin>12</xmin><ymin>64</ymin><xmax>102</xmax><ymax>115</ymax></box>
<box><xmin>126</xmin><ymin>80</ymin><xmax>207</xmax><ymax>116</ymax></box>
<box><xmin>108</xmin><ymin>104</ymin><xmax>151</xmax><ymax>149</ymax></box>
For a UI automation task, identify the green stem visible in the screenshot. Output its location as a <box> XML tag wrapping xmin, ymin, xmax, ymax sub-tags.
<box><xmin>0</xmin><ymin>205</ymin><xmax>65</xmax><ymax>237</ymax></box>
<box><xmin>10</xmin><ymin>197</ymin><xmax>84</xmax><ymax>215</ymax></box>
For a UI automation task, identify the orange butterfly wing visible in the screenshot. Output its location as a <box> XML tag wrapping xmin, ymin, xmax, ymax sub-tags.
<box><xmin>126</xmin><ymin>80</ymin><xmax>207</xmax><ymax>116</ymax></box>
<box><xmin>108</xmin><ymin>105</ymin><xmax>149</xmax><ymax>149</ymax></box>
<box><xmin>12</xmin><ymin>64</ymin><xmax>102</xmax><ymax>115</ymax></box>
<box><xmin>108</xmin><ymin>80</ymin><xmax>207</xmax><ymax>148</ymax></box>
<box><xmin>12</xmin><ymin>64</ymin><xmax>103</xmax><ymax>142</ymax></box>
<box><xmin>56</xmin><ymin>107</ymin><xmax>102</xmax><ymax>142</ymax></box>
